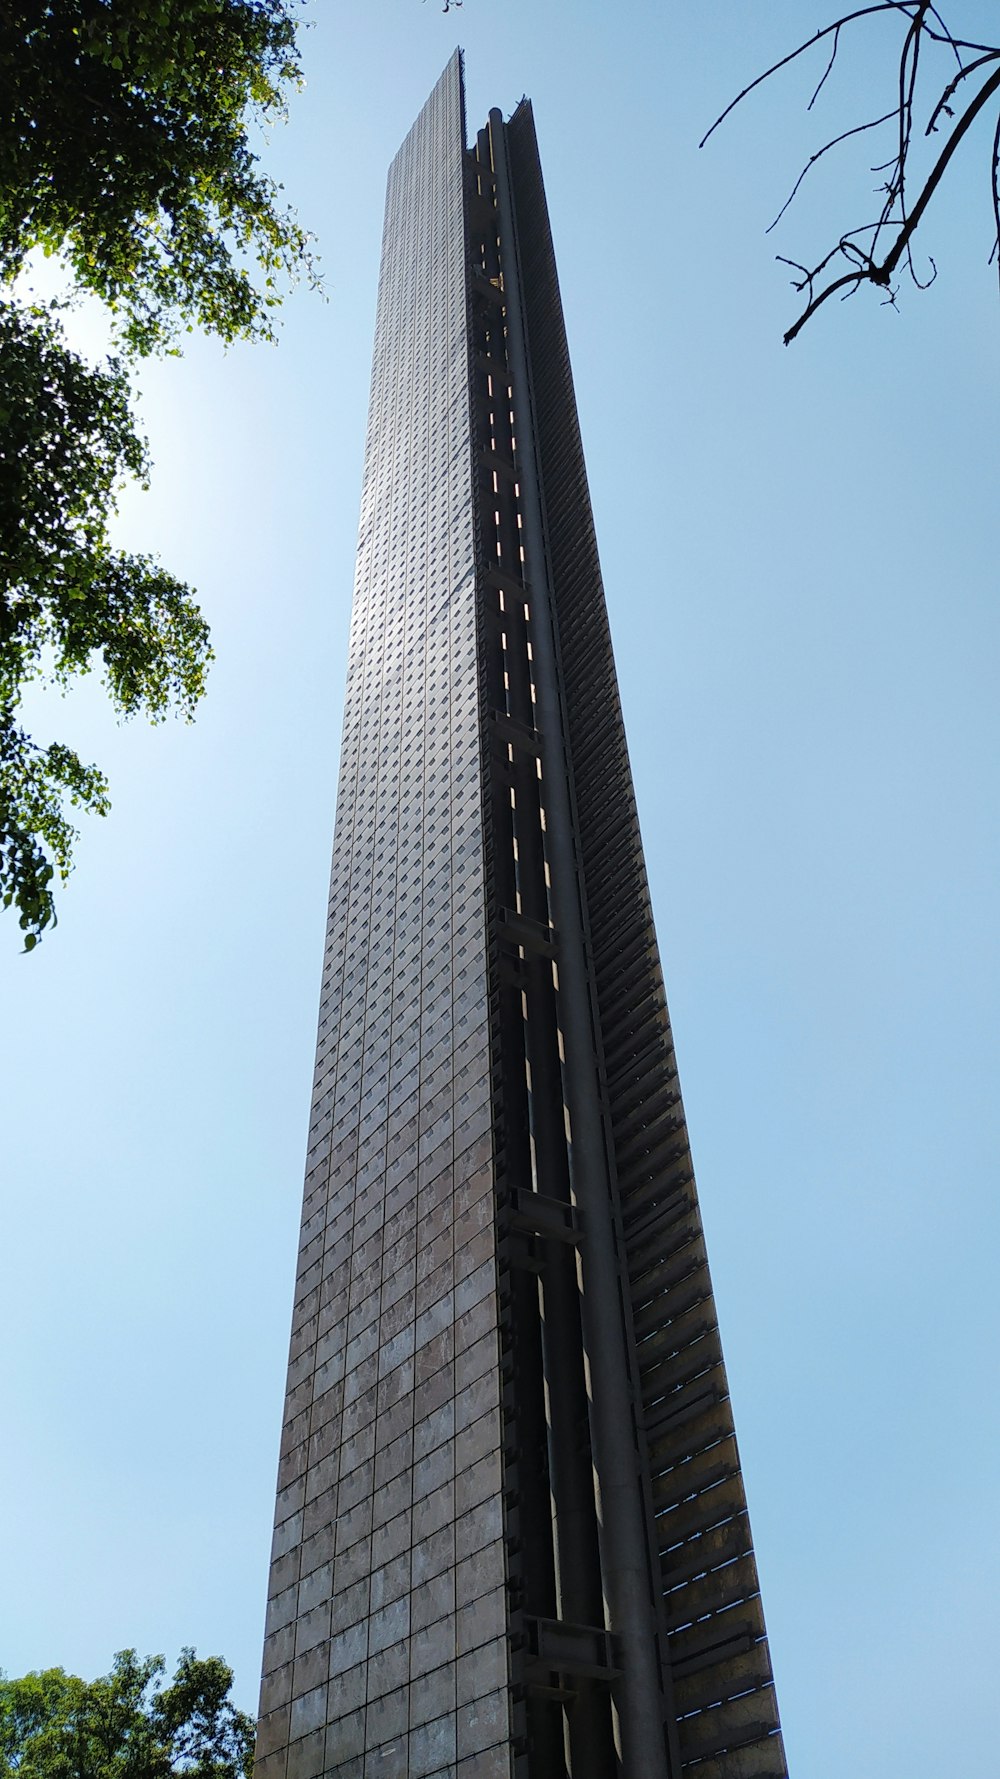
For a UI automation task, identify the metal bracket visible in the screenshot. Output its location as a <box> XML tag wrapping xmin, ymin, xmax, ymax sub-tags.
<box><xmin>508</xmin><ymin>1186</ymin><xmax>580</xmax><ymax>1245</ymax></box>
<box><xmin>521</xmin><ymin>1616</ymin><xmax>621</xmax><ymax>1688</ymax></box>
<box><xmin>499</xmin><ymin>908</ymin><xmax>557</xmax><ymax>956</ymax></box>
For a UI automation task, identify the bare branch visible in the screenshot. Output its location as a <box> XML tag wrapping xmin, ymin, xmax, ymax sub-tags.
<box><xmin>699</xmin><ymin>6</ymin><xmax>903</xmax><ymax>149</ymax></box>
<box><xmin>707</xmin><ymin>4</ymin><xmax>1000</xmax><ymax>340</ymax></box>
<box><xmin>880</xmin><ymin>60</ymin><xmax>1000</xmax><ymax>276</ymax></box>
<box><xmin>927</xmin><ymin>51</ymin><xmax>1000</xmax><ymax>135</ymax></box>
<box><xmin>905</xmin><ymin>244</ymin><xmax>938</xmax><ymax>287</ymax></box>
<box><xmin>921</xmin><ymin>0</ymin><xmax>967</xmax><ymax>67</ymax></box>
<box><xmin>785</xmin><ymin>56</ymin><xmax>1000</xmax><ymax>340</ymax></box>
<box><xmin>701</xmin><ymin>2</ymin><xmax>1000</xmax><ymax>152</ymax></box>
<box><xmin>808</xmin><ymin>26</ymin><xmax>842</xmax><ymax>109</ymax></box>
<box><xmin>766</xmin><ymin>113</ymin><xmax>896</xmax><ymax>232</ymax></box>
<box><xmin>992</xmin><ymin>108</ymin><xmax>1000</xmax><ymax>293</ymax></box>
<box><xmin>783</xmin><ymin>266</ymin><xmax>873</xmax><ymax>340</ymax></box>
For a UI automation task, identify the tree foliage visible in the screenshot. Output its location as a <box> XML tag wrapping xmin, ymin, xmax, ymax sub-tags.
<box><xmin>0</xmin><ymin>0</ymin><xmax>313</xmax><ymax>945</ymax></box>
<box><xmin>704</xmin><ymin>2</ymin><xmax>1000</xmax><ymax>341</ymax></box>
<box><xmin>0</xmin><ymin>298</ymin><xmax>211</xmax><ymax>943</ymax></box>
<box><xmin>0</xmin><ymin>0</ymin><xmax>313</xmax><ymax>355</ymax></box>
<box><xmin>0</xmin><ymin>1649</ymin><xmax>254</xmax><ymax>1779</ymax></box>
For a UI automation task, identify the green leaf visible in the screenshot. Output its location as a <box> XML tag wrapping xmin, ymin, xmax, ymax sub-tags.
<box><xmin>0</xmin><ymin>0</ymin><xmax>315</xmax><ymax>943</ymax></box>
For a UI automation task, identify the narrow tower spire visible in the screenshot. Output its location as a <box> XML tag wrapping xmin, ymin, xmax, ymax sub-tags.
<box><xmin>256</xmin><ymin>53</ymin><xmax>785</xmax><ymax>1779</ymax></box>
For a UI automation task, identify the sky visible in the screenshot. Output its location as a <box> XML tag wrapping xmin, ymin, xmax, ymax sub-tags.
<box><xmin>2</xmin><ymin>4</ymin><xmax>999</xmax><ymax>1775</ymax></box>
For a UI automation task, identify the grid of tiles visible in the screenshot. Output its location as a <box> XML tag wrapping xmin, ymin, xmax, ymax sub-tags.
<box><xmin>255</xmin><ymin>54</ymin><xmax>511</xmax><ymax>1779</ymax></box>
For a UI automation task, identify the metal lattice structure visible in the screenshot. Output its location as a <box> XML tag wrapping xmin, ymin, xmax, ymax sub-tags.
<box><xmin>256</xmin><ymin>53</ymin><xmax>786</xmax><ymax>1779</ymax></box>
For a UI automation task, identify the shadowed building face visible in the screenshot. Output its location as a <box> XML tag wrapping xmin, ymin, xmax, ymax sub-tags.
<box><xmin>256</xmin><ymin>51</ymin><xmax>785</xmax><ymax>1779</ymax></box>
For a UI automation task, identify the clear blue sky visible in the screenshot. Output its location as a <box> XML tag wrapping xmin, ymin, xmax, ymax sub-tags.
<box><xmin>3</xmin><ymin>6</ymin><xmax>998</xmax><ymax>1776</ymax></box>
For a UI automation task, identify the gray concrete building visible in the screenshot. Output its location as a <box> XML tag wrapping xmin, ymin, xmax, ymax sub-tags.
<box><xmin>255</xmin><ymin>53</ymin><xmax>786</xmax><ymax>1779</ymax></box>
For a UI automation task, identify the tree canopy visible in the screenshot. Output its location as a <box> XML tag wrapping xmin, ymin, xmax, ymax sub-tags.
<box><xmin>0</xmin><ymin>0</ymin><xmax>314</xmax><ymax>946</ymax></box>
<box><xmin>0</xmin><ymin>1649</ymin><xmax>255</xmax><ymax>1779</ymax></box>
<box><xmin>0</xmin><ymin>0</ymin><xmax>312</xmax><ymax>354</ymax></box>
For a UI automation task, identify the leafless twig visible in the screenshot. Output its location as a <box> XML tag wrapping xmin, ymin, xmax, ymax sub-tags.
<box><xmin>703</xmin><ymin>3</ymin><xmax>1000</xmax><ymax>341</ymax></box>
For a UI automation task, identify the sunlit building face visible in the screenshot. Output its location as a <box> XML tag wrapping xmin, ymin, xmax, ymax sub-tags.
<box><xmin>256</xmin><ymin>52</ymin><xmax>785</xmax><ymax>1779</ymax></box>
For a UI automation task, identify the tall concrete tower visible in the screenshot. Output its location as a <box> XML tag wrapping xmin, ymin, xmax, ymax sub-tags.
<box><xmin>256</xmin><ymin>53</ymin><xmax>785</xmax><ymax>1779</ymax></box>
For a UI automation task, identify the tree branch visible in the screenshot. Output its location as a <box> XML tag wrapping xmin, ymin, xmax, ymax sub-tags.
<box><xmin>704</xmin><ymin>5</ymin><xmax>1000</xmax><ymax>341</ymax></box>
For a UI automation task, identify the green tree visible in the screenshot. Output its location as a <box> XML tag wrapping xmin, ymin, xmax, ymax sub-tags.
<box><xmin>0</xmin><ymin>0</ymin><xmax>315</xmax><ymax>946</ymax></box>
<box><xmin>0</xmin><ymin>0</ymin><xmax>312</xmax><ymax>355</ymax></box>
<box><xmin>0</xmin><ymin>1649</ymin><xmax>255</xmax><ymax>1779</ymax></box>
